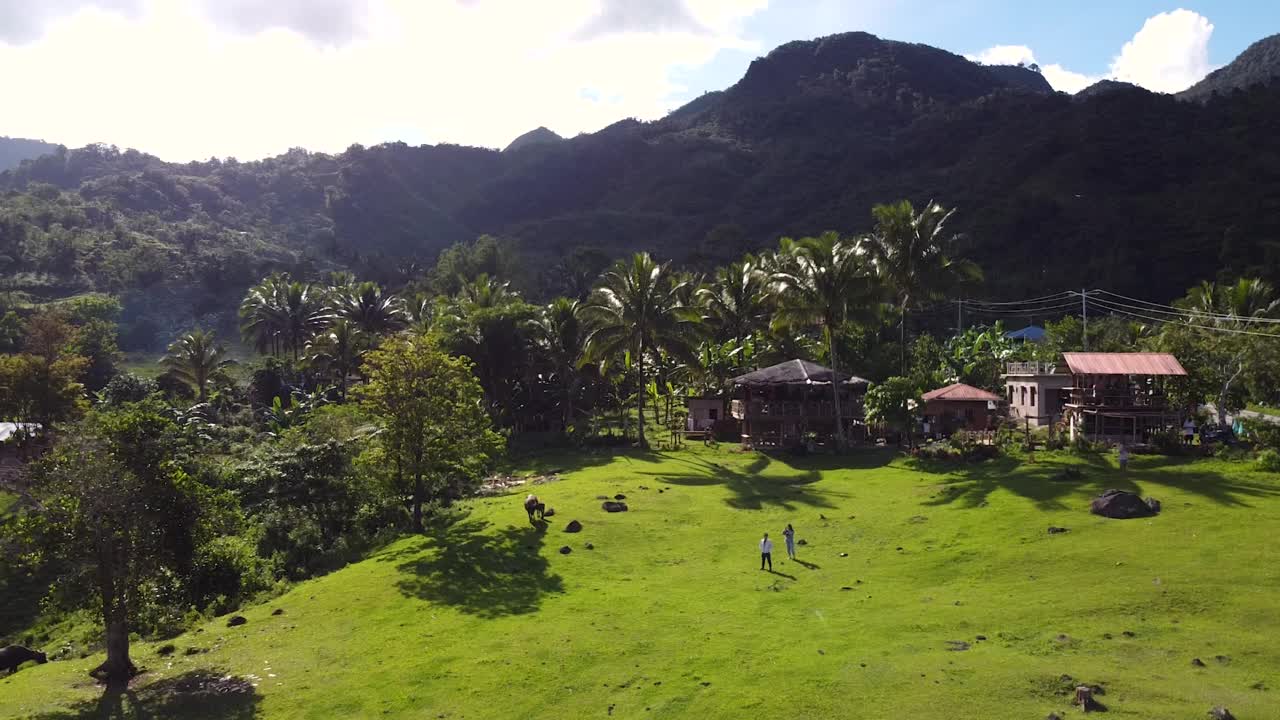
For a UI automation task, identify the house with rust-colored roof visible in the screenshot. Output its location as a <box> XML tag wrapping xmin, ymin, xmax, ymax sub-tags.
<box><xmin>921</xmin><ymin>382</ymin><xmax>1003</xmax><ymax>435</ymax></box>
<box><xmin>1060</xmin><ymin>352</ymin><xmax>1187</xmax><ymax>443</ymax></box>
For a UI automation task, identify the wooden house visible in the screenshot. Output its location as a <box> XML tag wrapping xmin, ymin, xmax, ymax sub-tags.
<box><xmin>730</xmin><ymin>359</ymin><xmax>869</xmax><ymax>448</ymax></box>
<box><xmin>921</xmin><ymin>382</ymin><xmax>1002</xmax><ymax>434</ymax></box>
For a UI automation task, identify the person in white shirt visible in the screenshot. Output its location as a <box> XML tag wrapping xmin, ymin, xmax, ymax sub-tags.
<box><xmin>1118</xmin><ymin>443</ymin><xmax>1130</xmax><ymax>471</ymax></box>
<box><xmin>1183</xmin><ymin>418</ymin><xmax>1196</xmax><ymax>445</ymax></box>
<box><xmin>759</xmin><ymin>533</ymin><xmax>773</xmax><ymax>571</ymax></box>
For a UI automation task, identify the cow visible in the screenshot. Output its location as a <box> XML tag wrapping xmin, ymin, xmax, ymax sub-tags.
<box><xmin>524</xmin><ymin>494</ymin><xmax>545</xmax><ymax>522</ymax></box>
<box><xmin>0</xmin><ymin>646</ymin><xmax>48</xmax><ymax>675</ymax></box>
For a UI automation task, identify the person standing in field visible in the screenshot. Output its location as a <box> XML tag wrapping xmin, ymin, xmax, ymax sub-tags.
<box><xmin>759</xmin><ymin>533</ymin><xmax>773</xmax><ymax>571</ymax></box>
<box><xmin>782</xmin><ymin>523</ymin><xmax>796</xmax><ymax>560</ymax></box>
<box><xmin>1118</xmin><ymin>443</ymin><xmax>1130</xmax><ymax>472</ymax></box>
<box><xmin>1183</xmin><ymin>418</ymin><xmax>1196</xmax><ymax>445</ymax></box>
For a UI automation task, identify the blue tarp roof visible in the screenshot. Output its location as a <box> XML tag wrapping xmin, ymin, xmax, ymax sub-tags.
<box><xmin>1005</xmin><ymin>325</ymin><xmax>1046</xmax><ymax>342</ymax></box>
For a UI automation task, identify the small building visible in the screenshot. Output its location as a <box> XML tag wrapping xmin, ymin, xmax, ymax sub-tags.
<box><xmin>1003</xmin><ymin>361</ymin><xmax>1074</xmax><ymax>428</ymax></box>
<box><xmin>921</xmin><ymin>382</ymin><xmax>1002</xmax><ymax>434</ymax></box>
<box><xmin>1060</xmin><ymin>352</ymin><xmax>1187</xmax><ymax>443</ymax></box>
<box><xmin>685</xmin><ymin>397</ymin><xmax>724</xmax><ymax>431</ymax></box>
<box><xmin>730</xmin><ymin>359</ymin><xmax>869</xmax><ymax>447</ymax></box>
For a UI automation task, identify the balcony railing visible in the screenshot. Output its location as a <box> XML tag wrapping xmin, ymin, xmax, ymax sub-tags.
<box><xmin>1068</xmin><ymin>390</ymin><xmax>1168</xmax><ymax>408</ymax></box>
<box><xmin>1006</xmin><ymin>361</ymin><xmax>1058</xmax><ymax>375</ymax></box>
<box><xmin>730</xmin><ymin>399</ymin><xmax>863</xmax><ymax>419</ymax></box>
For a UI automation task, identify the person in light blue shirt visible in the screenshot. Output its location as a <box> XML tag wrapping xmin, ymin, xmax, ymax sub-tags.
<box><xmin>782</xmin><ymin>523</ymin><xmax>796</xmax><ymax>560</ymax></box>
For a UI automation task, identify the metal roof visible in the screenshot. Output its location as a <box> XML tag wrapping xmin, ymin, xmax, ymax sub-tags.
<box><xmin>731</xmin><ymin>359</ymin><xmax>870</xmax><ymax>387</ymax></box>
<box><xmin>1062</xmin><ymin>352</ymin><xmax>1187</xmax><ymax>376</ymax></box>
<box><xmin>921</xmin><ymin>382</ymin><xmax>1003</xmax><ymax>402</ymax></box>
<box><xmin>1005</xmin><ymin>325</ymin><xmax>1046</xmax><ymax>342</ymax></box>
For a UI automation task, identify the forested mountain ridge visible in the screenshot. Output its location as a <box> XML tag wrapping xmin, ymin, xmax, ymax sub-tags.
<box><xmin>0</xmin><ymin>136</ymin><xmax>60</xmax><ymax>171</ymax></box>
<box><xmin>1180</xmin><ymin>33</ymin><xmax>1280</xmax><ymax>101</ymax></box>
<box><xmin>3</xmin><ymin>30</ymin><xmax>1280</xmax><ymax>350</ymax></box>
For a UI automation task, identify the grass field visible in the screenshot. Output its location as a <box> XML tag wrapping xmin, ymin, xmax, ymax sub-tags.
<box><xmin>2</xmin><ymin>447</ymin><xmax>1278</xmax><ymax>719</ymax></box>
<box><xmin>1245</xmin><ymin>403</ymin><xmax>1280</xmax><ymax>419</ymax></box>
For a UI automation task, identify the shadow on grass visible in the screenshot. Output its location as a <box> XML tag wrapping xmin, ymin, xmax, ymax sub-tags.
<box><xmin>635</xmin><ymin>451</ymin><xmax>865</xmax><ymax>511</ymax></box>
<box><xmin>501</xmin><ymin>444</ymin><xmax>665</xmax><ymax>478</ymax></box>
<box><xmin>912</xmin><ymin>453</ymin><xmax>1280</xmax><ymax>511</ymax></box>
<box><xmin>388</xmin><ymin>519</ymin><xmax>565</xmax><ymax>618</ymax></box>
<box><xmin>27</xmin><ymin>669</ymin><xmax>261</xmax><ymax>719</ymax></box>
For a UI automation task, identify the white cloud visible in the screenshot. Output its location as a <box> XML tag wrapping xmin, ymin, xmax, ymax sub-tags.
<box><xmin>0</xmin><ymin>0</ymin><xmax>767</xmax><ymax>161</ymax></box>
<box><xmin>1109</xmin><ymin>9</ymin><xmax>1214</xmax><ymax>93</ymax></box>
<box><xmin>968</xmin><ymin>8</ymin><xmax>1215</xmax><ymax>95</ymax></box>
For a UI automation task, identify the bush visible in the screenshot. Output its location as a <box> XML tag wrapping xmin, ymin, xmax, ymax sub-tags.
<box><xmin>98</xmin><ymin>372</ymin><xmax>159</xmax><ymax>406</ymax></box>
<box><xmin>1257</xmin><ymin>449</ymin><xmax>1280</xmax><ymax>472</ymax></box>
<box><xmin>189</xmin><ymin>535</ymin><xmax>274</xmax><ymax>613</ymax></box>
<box><xmin>1242</xmin><ymin>418</ymin><xmax>1280</xmax><ymax>450</ymax></box>
<box><xmin>1149</xmin><ymin>428</ymin><xmax>1185</xmax><ymax>455</ymax></box>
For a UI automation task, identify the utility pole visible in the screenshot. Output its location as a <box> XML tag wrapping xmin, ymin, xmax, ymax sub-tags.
<box><xmin>1081</xmin><ymin>288</ymin><xmax>1088</xmax><ymax>351</ymax></box>
<box><xmin>956</xmin><ymin>299</ymin><xmax>963</xmax><ymax>334</ymax></box>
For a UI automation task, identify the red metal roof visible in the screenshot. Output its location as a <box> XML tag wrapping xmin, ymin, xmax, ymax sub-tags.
<box><xmin>1062</xmin><ymin>352</ymin><xmax>1187</xmax><ymax>376</ymax></box>
<box><xmin>921</xmin><ymin>382</ymin><xmax>1003</xmax><ymax>402</ymax></box>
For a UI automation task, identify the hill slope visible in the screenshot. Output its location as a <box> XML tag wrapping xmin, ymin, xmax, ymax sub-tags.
<box><xmin>1180</xmin><ymin>33</ymin><xmax>1280</xmax><ymax>101</ymax></box>
<box><xmin>504</xmin><ymin>126</ymin><xmax>564</xmax><ymax>152</ymax></box>
<box><xmin>3</xmin><ymin>448</ymin><xmax>1278</xmax><ymax>719</ymax></box>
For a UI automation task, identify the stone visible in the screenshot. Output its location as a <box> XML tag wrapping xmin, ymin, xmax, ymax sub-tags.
<box><xmin>658</xmin><ymin>489</ymin><xmax>664</xmax><ymax>493</ymax></box>
<box><xmin>1214</xmin><ymin>655</ymin><xmax>1231</xmax><ymax>664</ymax></box>
<box><xmin>975</xmin><ymin>635</ymin><xmax>987</xmax><ymax>641</ymax></box>
<box><xmin>1090</xmin><ymin>489</ymin><xmax>1159</xmax><ymax>519</ymax></box>
<box><xmin>543</xmin><ymin>507</ymin><xmax>556</xmax><ymax>517</ymax></box>
<box><xmin>227</xmin><ymin>615</ymin><xmax>247</xmax><ymax>627</ymax></box>
<box><xmin>614</xmin><ymin>493</ymin><xmax>627</xmax><ymax>500</ymax></box>
<box><xmin>602</xmin><ymin>501</ymin><xmax>628</xmax><ymax>512</ymax></box>
<box><xmin>559</xmin><ymin>546</ymin><xmax>572</xmax><ymax>555</ymax></box>
<box><xmin>1208</xmin><ymin>707</ymin><xmax>1236</xmax><ymax>720</ymax></box>
<box><xmin>1122</xmin><ymin>630</ymin><xmax>1136</xmax><ymax>637</ymax></box>
<box><xmin>838</xmin><ymin>552</ymin><xmax>848</xmax><ymax>557</ymax></box>
<box><xmin>945</xmin><ymin>640</ymin><xmax>970</xmax><ymax>652</ymax></box>
<box><xmin>797</xmin><ymin>539</ymin><xmax>808</xmax><ymax>546</ymax></box>
<box><xmin>1192</xmin><ymin>658</ymin><xmax>1206</xmax><ymax>667</ymax></box>
<box><xmin>1047</xmin><ymin>526</ymin><xmax>1069</xmax><ymax>534</ymax></box>
<box><xmin>271</xmin><ymin>608</ymin><xmax>285</xmax><ymax>616</ymax></box>
<box><xmin>565</xmin><ymin>520</ymin><xmax>583</xmax><ymax>533</ymax></box>
<box><xmin>585</xmin><ymin>543</ymin><xmax>594</xmax><ymax>550</ymax></box>
<box><xmin>596</xmin><ymin>495</ymin><xmax>609</xmax><ymax>500</ymax></box>
<box><xmin>1047</xmin><ymin>714</ymin><xmax>1064</xmax><ymax>720</ymax></box>
<box><xmin>157</xmin><ymin>644</ymin><xmax>176</xmax><ymax>656</ymax></box>
<box><xmin>840</xmin><ymin>586</ymin><xmax>853</xmax><ymax>591</ymax></box>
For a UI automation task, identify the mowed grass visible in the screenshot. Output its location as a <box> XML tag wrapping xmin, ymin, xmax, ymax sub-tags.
<box><xmin>3</xmin><ymin>447</ymin><xmax>1279</xmax><ymax>719</ymax></box>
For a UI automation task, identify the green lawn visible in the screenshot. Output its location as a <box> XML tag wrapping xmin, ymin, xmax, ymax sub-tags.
<box><xmin>0</xmin><ymin>490</ymin><xmax>14</xmax><ymax>516</ymax></box>
<box><xmin>3</xmin><ymin>447</ymin><xmax>1278</xmax><ymax>719</ymax></box>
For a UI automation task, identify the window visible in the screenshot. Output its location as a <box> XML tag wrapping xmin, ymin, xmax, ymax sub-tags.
<box><xmin>964</xmin><ymin>408</ymin><xmax>975</xmax><ymax>421</ymax></box>
<box><xmin>1007</xmin><ymin>385</ymin><xmax>1014</xmax><ymax>403</ymax></box>
<box><xmin>1031</xmin><ymin>387</ymin><xmax>1037</xmax><ymax>407</ymax></box>
<box><xmin>708</xmin><ymin>408</ymin><xmax>718</xmax><ymax>421</ymax></box>
<box><xmin>1021</xmin><ymin>386</ymin><xmax>1027</xmax><ymax>405</ymax></box>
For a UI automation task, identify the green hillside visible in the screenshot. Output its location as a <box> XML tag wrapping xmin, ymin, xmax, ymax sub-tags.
<box><xmin>4</xmin><ymin>447</ymin><xmax>1276</xmax><ymax>719</ymax></box>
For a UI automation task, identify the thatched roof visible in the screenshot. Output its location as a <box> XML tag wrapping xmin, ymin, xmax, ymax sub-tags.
<box><xmin>732</xmin><ymin>359</ymin><xmax>869</xmax><ymax>388</ymax></box>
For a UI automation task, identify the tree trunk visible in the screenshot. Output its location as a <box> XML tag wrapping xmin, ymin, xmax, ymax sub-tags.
<box><xmin>412</xmin><ymin>472</ymin><xmax>424</xmax><ymax>533</ymax></box>
<box><xmin>636</xmin><ymin>355</ymin><xmax>647</xmax><ymax>448</ymax></box>
<box><xmin>93</xmin><ymin>549</ymin><xmax>135</xmax><ymax>688</ymax></box>
<box><xmin>828</xmin><ymin>329</ymin><xmax>845</xmax><ymax>451</ymax></box>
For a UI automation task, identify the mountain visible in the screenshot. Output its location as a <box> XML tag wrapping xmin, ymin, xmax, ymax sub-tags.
<box><xmin>0</xmin><ymin>136</ymin><xmax>60</xmax><ymax>171</ymax></box>
<box><xmin>503</xmin><ymin>126</ymin><xmax>563</xmax><ymax>152</ymax></box>
<box><xmin>1075</xmin><ymin>79</ymin><xmax>1144</xmax><ymax>100</ymax></box>
<box><xmin>1180</xmin><ymin>33</ymin><xmax>1280</xmax><ymax>101</ymax></box>
<box><xmin>3</xmin><ymin>29</ymin><xmax>1280</xmax><ymax>347</ymax></box>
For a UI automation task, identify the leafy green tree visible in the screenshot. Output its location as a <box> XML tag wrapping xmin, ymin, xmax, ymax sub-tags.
<box><xmin>21</xmin><ymin>402</ymin><xmax>212</xmax><ymax>688</ymax></box>
<box><xmin>942</xmin><ymin>324</ymin><xmax>1026</xmax><ymax>391</ymax></box>
<box><xmin>579</xmin><ymin>253</ymin><xmax>701</xmax><ymax>448</ymax></box>
<box><xmin>0</xmin><ymin>352</ymin><xmax>88</xmax><ymax>424</ymax></box>
<box><xmin>862</xmin><ymin>200</ymin><xmax>982</xmax><ymax>369</ymax></box>
<box><xmin>769</xmin><ymin>233</ymin><xmax>879</xmax><ymax>448</ymax></box>
<box><xmin>865</xmin><ymin>376</ymin><xmax>923</xmax><ymax>448</ymax></box>
<box><xmin>358</xmin><ymin>335</ymin><xmax>502</xmax><ymax>532</ymax></box>
<box><xmin>69</xmin><ymin>318</ymin><xmax>122</xmax><ymax>392</ymax></box>
<box><xmin>160</xmin><ymin>330</ymin><xmax>235</xmax><ymax>402</ymax></box>
<box><xmin>1159</xmin><ymin>278</ymin><xmax>1280</xmax><ymax>426</ymax></box>
<box><xmin>239</xmin><ymin>274</ymin><xmax>334</xmax><ymax>359</ymax></box>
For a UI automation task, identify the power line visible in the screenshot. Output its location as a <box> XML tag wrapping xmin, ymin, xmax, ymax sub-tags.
<box><xmin>1090</xmin><ymin>299</ymin><xmax>1280</xmax><ymax>338</ymax></box>
<box><xmin>961</xmin><ymin>291</ymin><xmax>1076</xmax><ymax>307</ymax></box>
<box><xmin>1093</xmin><ymin>290</ymin><xmax>1280</xmax><ymax>324</ymax></box>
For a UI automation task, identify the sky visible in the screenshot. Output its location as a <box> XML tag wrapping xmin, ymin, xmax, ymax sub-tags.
<box><xmin>0</xmin><ymin>1</ymin><xmax>1276</xmax><ymax>161</ymax></box>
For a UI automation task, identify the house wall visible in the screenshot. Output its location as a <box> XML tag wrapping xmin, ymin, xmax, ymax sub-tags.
<box><xmin>1004</xmin><ymin>375</ymin><xmax>1072</xmax><ymax>428</ymax></box>
<box><xmin>923</xmin><ymin>399</ymin><xmax>993</xmax><ymax>433</ymax></box>
<box><xmin>686</xmin><ymin>398</ymin><xmax>724</xmax><ymax>430</ymax></box>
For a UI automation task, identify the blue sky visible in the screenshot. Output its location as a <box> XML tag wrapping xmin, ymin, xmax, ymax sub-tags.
<box><xmin>0</xmin><ymin>1</ymin><xmax>1275</xmax><ymax>160</ymax></box>
<box><xmin>676</xmin><ymin>1</ymin><xmax>1278</xmax><ymax>101</ymax></box>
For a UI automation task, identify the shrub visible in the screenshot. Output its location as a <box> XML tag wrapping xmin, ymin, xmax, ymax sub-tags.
<box><xmin>1242</xmin><ymin>418</ymin><xmax>1280</xmax><ymax>450</ymax></box>
<box><xmin>98</xmin><ymin>372</ymin><xmax>159</xmax><ymax>405</ymax></box>
<box><xmin>1149</xmin><ymin>429</ymin><xmax>1184</xmax><ymax>455</ymax></box>
<box><xmin>1256</xmin><ymin>449</ymin><xmax>1280</xmax><ymax>472</ymax></box>
<box><xmin>189</xmin><ymin>535</ymin><xmax>274</xmax><ymax>612</ymax></box>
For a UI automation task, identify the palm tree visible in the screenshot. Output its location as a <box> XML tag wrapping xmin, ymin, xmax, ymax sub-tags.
<box><xmin>338</xmin><ymin>281</ymin><xmax>407</xmax><ymax>336</ymax></box>
<box><xmin>160</xmin><ymin>329</ymin><xmax>235</xmax><ymax>402</ymax></box>
<box><xmin>578</xmin><ymin>253</ymin><xmax>701</xmax><ymax>448</ymax></box>
<box><xmin>697</xmin><ymin>255</ymin><xmax>771</xmax><ymax>344</ymax></box>
<box><xmin>437</xmin><ymin>275</ymin><xmax>536</xmax><ymax>427</ymax></box>
<box><xmin>862</xmin><ymin>200</ymin><xmax>983</xmax><ymax>370</ymax></box>
<box><xmin>238</xmin><ymin>273</ymin><xmax>290</xmax><ymax>356</ymax></box>
<box><xmin>305</xmin><ymin>319</ymin><xmax>367</xmax><ymax>400</ymax></box>
<box><xmin>533</xmin><ymin>297</ymin><xmax>584</xmax><ymax>433</ymax></box>
<box><xmin>769</xmin><ymin>232</ymin><xmax>879</xmax><ymax>449</ymax></box>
